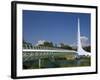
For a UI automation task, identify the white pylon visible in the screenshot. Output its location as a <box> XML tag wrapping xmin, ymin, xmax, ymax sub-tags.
<box><xmin>77</xmin><ymin>18</ymin><xmax>91</xmax><ymax>56</ymax></box>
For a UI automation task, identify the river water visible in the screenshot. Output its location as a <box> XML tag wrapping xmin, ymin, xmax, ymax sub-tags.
<box><xmin>23</xmin><ymin>57</ymin><xmax>91</xmax><ymax>69</ymax></box>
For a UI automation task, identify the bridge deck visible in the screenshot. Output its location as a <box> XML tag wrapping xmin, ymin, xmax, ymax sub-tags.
<box><xmin>23</xmin><ymin>49</ymin><xmax>76</xmax><ymax>53</ymax></box>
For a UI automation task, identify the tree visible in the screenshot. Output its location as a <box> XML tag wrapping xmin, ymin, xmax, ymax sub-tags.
<box><xmin>60</xmin><ymin>43</ymin><xmax>73</xmax><ymax>50</ymax></box>
<box><xmin>38</xmin><ymin>41</ymin><xmax>54</xmax><ymax>47</ymax></box>
<box><xmin>60</xmin><ymin>43</ymin><xmax>65</xmax><ymax>47</ymax></box>
<box><xmin>83</xmin><ymin>46</ymin><xmax>91</xmax><ymax>52</ymax></box>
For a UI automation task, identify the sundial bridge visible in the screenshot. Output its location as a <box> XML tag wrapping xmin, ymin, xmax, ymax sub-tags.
<box><xmin>23</xmin><ymin>18</ymin><xmax>91</xmax><ymax>62</ymax></box>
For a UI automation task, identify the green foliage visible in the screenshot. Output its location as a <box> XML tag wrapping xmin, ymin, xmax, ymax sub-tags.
<box><xmin>38</xmin><ymin>41</ymin><xmax>54</xmax><ymax>47</ymax></box>
<box><xmin>60</xmin><ymin>43</ymin><xmax>73</xmax><ymax>50</ymax></box>
<box><xmin>83</xmin><ymin>46</ymin><xmax>91</xmax><ymax>52</ymax></box>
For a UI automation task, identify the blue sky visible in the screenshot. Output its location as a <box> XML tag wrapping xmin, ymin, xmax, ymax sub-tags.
<box><xmin>23</xmin><ymin>10</ymin><xmax>91</xmax><ymax>46</ymax></box>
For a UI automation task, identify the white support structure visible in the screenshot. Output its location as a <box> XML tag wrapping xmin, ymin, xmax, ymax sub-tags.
<box><xmin>39</xmin><ymin>58</ymin><xmax>41</xmax><ymax>68</ymax></box>
<box><xmin>77</xmin><ymin>18</ymin><xmax>91</xmax><ymax>56</ymax></box>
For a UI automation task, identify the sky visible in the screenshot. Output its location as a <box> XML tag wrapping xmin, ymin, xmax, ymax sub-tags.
<box><xmin>23</xmin><ymin>10</ymin><xmax>91</xmax><ymax>46</ymax></box>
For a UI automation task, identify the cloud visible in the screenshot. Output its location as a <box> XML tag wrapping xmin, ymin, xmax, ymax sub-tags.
<box><xmin>80</xmin><ymin>36</ymin><xmax>90</xmax><ymax>47</ymax></box>
<box><xmin>80</xmin><ymin>36</ymin><xmax>88</xmax><ymax>42</ymax></box>
<box><xmin>35</xmin><ymin>40</ymin><xmax>46</xmax><ymax>46</ymax></box>
<box><xmin>71</xmin><ymin>36</ymin><xmax>90</xmax><ymax>47</ymax></box>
